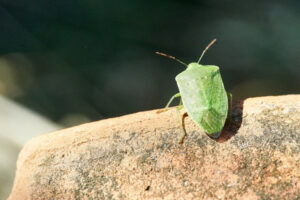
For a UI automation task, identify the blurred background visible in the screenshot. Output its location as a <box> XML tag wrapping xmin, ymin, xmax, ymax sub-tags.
<box><xmin>0</xmin><ymin>0</ymin><xmax>299</xmax><ymax>199</ymax></box>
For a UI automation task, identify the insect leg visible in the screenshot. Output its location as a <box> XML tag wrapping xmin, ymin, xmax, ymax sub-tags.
<box><xmin>165</xmin><ymin>93</ymin><xmax>181</xmax><ymax>108</ymax></box>
<box><xmin>227</xmin><ymin>92</ymin><xmax>233</xmax><ymax>121</ymax></box>
<box><xmin>178</xmin><ymin>98</ymin><xmax>183</xmax><ymax>107</ymax></box>
<box><xmin>156</xmin><ymin>93</ymin><xmax>181</xmax><ymax>114</ymax></box>
<box><xmin>176</xmin><ymin>105</ymin><xmax>186</xmax><ymax>144</ymax></box>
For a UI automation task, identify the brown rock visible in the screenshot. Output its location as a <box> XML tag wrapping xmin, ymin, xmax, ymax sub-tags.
<box><xmin>9</xmin><ymin>95</ymin><xmax>300</xmax><ymax>200</ymax></box>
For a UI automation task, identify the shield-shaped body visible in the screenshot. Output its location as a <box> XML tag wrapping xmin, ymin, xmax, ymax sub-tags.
<box><xmin>175</xmin><ymin>62</ymin><xmax>228</xmax><ymax>134</ymax></box>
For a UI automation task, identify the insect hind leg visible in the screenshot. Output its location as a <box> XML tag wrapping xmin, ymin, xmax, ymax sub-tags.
<box><xmin>227</xmin><ymin>92</ymin><xmax>240</xmax><ymax>125</ymax></box>
<box><xmin>175</xmin><ymin>96</ymin><xmax>187</xmax><ymax>144</ymax></box>
<box><xmin>227</xmin><ymin>92</ymin><xmax>233</xmax><ymax>120</ymax></box>
<box><xmin>176</xmin><ymin>105</ymin><xmax>187</xmax><ymax>144</ymax></box>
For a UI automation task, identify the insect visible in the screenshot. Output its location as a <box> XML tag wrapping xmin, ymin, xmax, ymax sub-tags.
<box><xmin>156</xmin><ymin>39</ymin><xmax>232</xmax><ymax>143</ymax></box>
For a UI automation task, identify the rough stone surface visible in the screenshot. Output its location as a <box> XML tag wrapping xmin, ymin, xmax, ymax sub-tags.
<box><xmin>9</xmin><ymin>95</ymin><xmax>300</xmax><ymax>200</ymax></box>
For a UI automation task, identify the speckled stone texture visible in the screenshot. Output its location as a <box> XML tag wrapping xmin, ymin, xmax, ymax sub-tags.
<box><xmin>9</xmin><ymin>95</ymin><xmax>300</xmax><ymax>200</ymax></box>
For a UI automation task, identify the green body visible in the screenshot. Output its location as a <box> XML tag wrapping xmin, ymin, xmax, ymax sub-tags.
<box><xmin>175</xmin><ymin>63</ymin><xmax>228</xmax><ymax>134</ymax></box>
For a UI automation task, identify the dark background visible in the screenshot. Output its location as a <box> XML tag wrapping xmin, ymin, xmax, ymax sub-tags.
<box><xmin>0</xmin><ymin>0</ymin><xmax>299</xmax><ymax>126</ymax></box>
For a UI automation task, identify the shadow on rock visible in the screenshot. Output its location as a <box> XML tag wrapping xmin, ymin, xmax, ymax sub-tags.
<box><xmin>214</xmin><ymin>100</ymin><xmax>244</xmax><ymax>143</ymax></box>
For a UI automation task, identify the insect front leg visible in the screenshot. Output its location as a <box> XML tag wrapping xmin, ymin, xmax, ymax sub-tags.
<box><xmin>165</xmin><ymin>92</ymin><xmax>181</xmax><ymax>108</ymax></box>
<box><xmin>156</xmin><ymin>93</ymin><xmax>181</xmax><ymax>114</ymax></box>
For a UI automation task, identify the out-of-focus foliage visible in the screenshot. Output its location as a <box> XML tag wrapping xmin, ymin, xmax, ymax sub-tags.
<box><xmin>0</xmin><ymin>0</ymin><xmax>299</xmax><ymax>126</ymax></box>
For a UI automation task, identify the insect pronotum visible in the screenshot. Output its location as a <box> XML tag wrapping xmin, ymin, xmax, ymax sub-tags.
<box><xmin>156</xmin><ymin>39</ymin><xmax>232</xmax><ymax>143</ymax></box>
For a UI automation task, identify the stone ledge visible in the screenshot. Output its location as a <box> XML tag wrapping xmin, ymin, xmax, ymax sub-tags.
<box><xmin>8</xmin><ymin>95</ymin><xmax>300</xmax><ymax>200</ymax></box>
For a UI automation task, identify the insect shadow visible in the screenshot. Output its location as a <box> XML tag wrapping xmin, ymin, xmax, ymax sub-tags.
<box><xmin>180</xmin><ymin>100</ymin><xmax>244</xmax><ymax>143</ymax></box>
<box><xmin>214</xmin><ymin>99</ymin><xmax>244</xmax><ymax>142</ymax></box>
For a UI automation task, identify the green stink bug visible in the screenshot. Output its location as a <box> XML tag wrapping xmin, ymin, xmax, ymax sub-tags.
<box><xmin>156</xmin><ymin>39</ymin><xmax>231</xmax><ymax>143</ymax></box>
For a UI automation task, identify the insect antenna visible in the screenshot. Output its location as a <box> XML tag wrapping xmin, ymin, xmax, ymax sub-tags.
<box><xmin>156</xmin><ymin>52</ymin><xmax>187</xmax><ymax>66</ymax></box>
<box><xmin>197</xmin><ymin>38</ymin><xmax>217</xmax><ymax>64</ymax></box>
